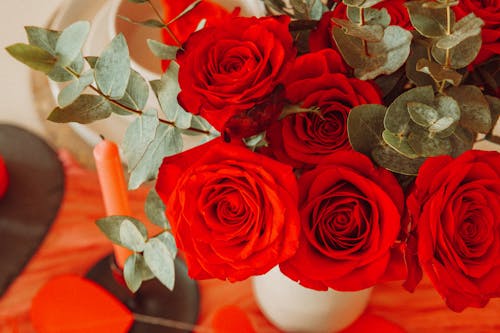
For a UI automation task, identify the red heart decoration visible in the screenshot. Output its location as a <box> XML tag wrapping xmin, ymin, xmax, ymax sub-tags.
<box><xmin>0</xmin><ymin>155</ymin><xmax>8</xmax><ymax>198</ymax></box>
<box><xmin>31</xmin><ymin>275</ymin><xmax>134</xmax><ymax>333</ymax></box>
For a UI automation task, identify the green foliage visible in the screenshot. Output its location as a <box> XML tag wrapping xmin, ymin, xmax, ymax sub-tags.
<box><xmin>127</xmin><ymin>122</ymin><xmax>183</xmax><ymax>190</ymax></box>
<box><xmin>48</xmin><ymin>95</ymin><xmax>113</xmax><ymax>124</ymax></box>
<box><xmin>405</xmin><ymin>1</ymin><xmax>453</xmax><ymax>38</ymax></box>
<box><xmin>95</xmin><ymin>34</ymin><xmax>131</xmax><ymax>99</ymax></box>
<box><xmin>57</xmin><ymin>70</ymin><xmax>94</xmax><ymax>107</ymax></box>
<box><xmin>96</xmin><ymin>216</ymin><xmax>148</xmax><ymax>247</ymax></box>
<box><xmin>145</xmin><ymin>188</ymin><xmax>170</xmax><ymax>229</ymax></box>
<box><xmin>147</xmin><ymin>39</ymin><xmax>179</xmax><ymax>60</ymax></box>
<box><xmin>150</xmin><ymin>61</ymin><xmax>192</xmax><ymax>129</ymax></box>
<box><xmin>6</xmin><ymin>43</ymin><xmax>56</xmax><ymax>73</ymax></box>
<box><xmin>55</xmin><ymin>21</ymin><xmax>90</xmax><ymax>67</ymax></box>
<box><xmin>347</xmin><ymin>104</ymin><xmax>386</xmax><ymax>155</ymax></box>
<box><xmin>144</xmin><ymin>238</ymin><xmax>175</xmax><ymax>290</ymax></box>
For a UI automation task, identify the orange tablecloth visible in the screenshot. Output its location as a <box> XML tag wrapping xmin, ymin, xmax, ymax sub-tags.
<box><xmin>0</xmin><ymin>151</ymin><xmax>499</xmax><ymax>333</ymax></box>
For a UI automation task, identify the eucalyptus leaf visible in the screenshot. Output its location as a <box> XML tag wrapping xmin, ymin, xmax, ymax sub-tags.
<box><xmin>6</xmin><ymin>43</ymin><xmax>57</xmax><ymax>73</ymax></box>
<box><xmin>48</xmin><ymin>54</ymin><xmax>85</xmax><ymax>82</ymax></box>
<box><xmin>147</xmin><ymin>39</ymin><xmax>179</xmax><ymax>60</ymax></box>
<box><xmin>405</xmin><ymin>36</ymin><xmax>436</xmax><ymax>87</ymax></box>
<box><xmin>112</xmin><ymin>69</ymin><xmax>149</xmax><ymax>113</ymax></box>
<box><xmin>122</xmin><ymin>108</ymin><xmax>159</xmax><ymax>171</ymax></box>
<box><xmin>347</xmin><ymin>104</ymin><xmax>386</xmax><ymax>155</ymax></box>
<box><xmin>57</xmin><ymin>70</ymin><xmax>94</xmax><ymax>107</ymax></box>
<box><xmin>309</xmin><ymin>0</ymin><xmax>328</xmax><ymax>20</ymax></box>
<box><xmin>48</xmin><ymin>94</ymin><xmax>113</xmax><ymax>124</ymax></box>
<box><xmin>385</xmin><ymin>86</ymin><xmax>435</xmax><ymax>134</ymax></box>
<box><xmin>144</xmin><ymin>238</ymin><xmax>175</xmax><ymax>290</ymax></box>
<box><xmin>372</xmin><ymin>144</ymin><xmax>425</xmax><ymax>175</ymax></box>
<box><xmin>95</xmin><ymin>216</ymin><xmax>148</xmax><ymax>247</ymax></box>
<box><xmin>432</xmin><ymin>34</ymin><xmax>482</xmax><ymax>69</ymax></box>
<box><xmin>447</xmin><ymin>85</ymin><xmax>492</xmax><ymax>133</ymax></box>
<box><xmin>155</xmin><ymin>232</ymin><xmax>177</xmax><ymax>259</ymax></box>
<box><xmin>119</xmin><ymin>219</ymin><xmax>147</xmax><ymax>252</ymax></box>
<box><xmin>95</xmin><ymin>33</ymin><xmax>131</xmax><ymax>99</ymax></box>
<box><xmin>416</xmin><ymin>58</ymin><xmax>462</xmax><ymax>86</ymax></box>
<box><xmin>25</xmin><ymin>26</ymin><xmax>59</xmax><ymax>54</ymax></box>
<box><xmin>347</xmin><ymin>7</ymin><xmax>390</xmax><ymax>27</ymax></box>
<box><xmin>55</xmin><ymin>21</ymin><xmax>90</xmax><ymax>67</ymax></box>
<box><xmin>332</xmin><ymin>27</ymin><xmax>365</xmax><ymax>69</ymax></box>
<box><xmin>450</xmin><ymin>126</ymin><xmax>475</xmax><ymax>157</ymax></box>
<box><xmin>151</xmin><ymin>62</ymin><xmax>192</xmax><ymax>129</ymax></box>
<box><xmin>382</xmin><ymin>130</ymin><xmax>419</xmax><ymax>158</ymax></box>
<box><xmin>422</xmin><ymin>0</ymin><xmax>459</xmax><ymax>9</ymax></box>
<box><xmin>435</xmin><ymin>13</ymin><xmax>484</xmax><ymax>50</ymax></box>
<box><xmin>485</xmin><ymin>95</ymin><xmax>500</xmax><ymax>127</ymax></box>
<box><xmin>343</xmin><ymin>0</ymin><xmax>384</xmax><ymax>8</ymax></box>
<box><xmin>355</xmin><ymin>26</ymin><xmax>413</xmax><ymax>80</ymax></box>
<box><xmin>145</xmin><ymin>188</ymin><xmax>170</xmax><ymax>229</ymax></box>
<box><xmin>428</xmin><ymin>116</ymin><xmax>456</xmax><ymax>134</ymax></box>
<box><xmin>128</xmin><ymin>123</ymin><xmax>183</xmax><ymax>190</ymax></box>
<box><xmin>405</xmin><ymin>1</ymin><xmax>453</xmax><ymax>38</ymax></box>
<box><xmin>407</xmin><ymin>130</ymin><xmax>452</xmax><ymax>156</ymax></box>
<box><xmin>407</xmin><ymin>102</ymin><xmax>439</xmax><ymax>127</ymax></box>
<box><xmin>123</xmin><ymin>253</ymin><xmax>143</xmax><ymax>293</ymax></box>
<box><xmin>331</xmin><ymin>18</ymin><xmax>384</xmax><ymax>42</ymax></box>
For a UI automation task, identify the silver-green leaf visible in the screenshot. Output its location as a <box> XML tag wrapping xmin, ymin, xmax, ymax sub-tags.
<box><xmin>128</xmin><ymin>123</ymin><xmax>183</xmax><ymax>190</ymax></box>
<box><xmin>145</xmin><ymin>188</ymin><xmax>170</xmax><ymax>229</ymax></box>
<box><xmin>57</xmin><ymin>70</ymin><xmax>94</xmax><ymax>107</ymax></box>
<box><xmin>6</xmin><ymin>43</ymin><xmax>57</xmax><ymax>73</ymax></box>
<box><xmin>122</xmin><ymin>108</ymin><xmax>159</xmax><ymax>171</ymax></box>
<box><xmin>95</xmin><ymin>33</ymin><xmax>131</xmax><ymax>99</ymax></box>
<box><xmin>120</xmin><ymin>219</ymin><xmax>147</xmax><ymax>252</ymax></box>
<box><xmin>48</xmin><ymin>94</ymin><xmax>113</xmax><ymax>124</ymax></box>
<box><xmin>144</xmin><ymin>238</ymin><xmax>175</xmax><ymax>290</ymax></box>
<box><xmin>155</xmin><ymin>231</ymin><xmax>177</xmax><ymax>259</ymax></box>
<box><xmin>147</xmin><ymin>39</ymin><xmax>179</xmax><ymax>60</ymax></box>
<box><xmin>95</xmin><ymin>216</ymin><xmax>148</xmax><ymax>246</ymax></box>
<box><xmin>123</xmin><ymin>253</ymin><xmax>144</xmax><ymax>293</ymax></box>
<box><xmin>55</xmin><ymin>21</ymin><xmax>90</xmax><ymax>67</ymax></box>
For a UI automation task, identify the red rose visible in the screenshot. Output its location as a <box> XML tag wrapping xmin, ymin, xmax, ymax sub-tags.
<box><xmin>310</xmin><ymin>1</ymin><xmax>412</xmax><ymax>52</ymax></box>
<box><xmin>155</xmin><ymin>139</ymin><xmax>301</xmax><ymax>282</ymax></box>
<box><xmin>266</xmin><ymin>49</ymin><xmax>382</xmax><ymax>168</ymax></box>
<box><xmin>0</xmin><ymin>156</ymin><xmax>8</xmax><ymax>199</ymax></box>
<box><xmin>280</xmin><ymin>151</ymin><xmax>404</xmax><ymax>291</ymax></box>
<box><xmin>177</xmin><ymin>16</ymin><xmax>296</xmax><ymax>135</ymax></box>
<box><xmin>405</xmin><ymin>150</ymin><xmax>500</xmax><ymax>312</ymax></box>
<box><xmin>160</xmin><ymin>0</ymin><xmax>231</xmax><ymax>71</ymax></box>
<box><xmin>454</xmin><ymin>0</ymin><xmax>500</xmax><ymax>64</ymax></box>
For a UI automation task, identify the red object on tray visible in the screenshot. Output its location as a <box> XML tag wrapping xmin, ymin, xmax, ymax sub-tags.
<box><xmin>30</xmin><ymin>275</ymin><xmax>133</xmax><ymax>333</ymax></box>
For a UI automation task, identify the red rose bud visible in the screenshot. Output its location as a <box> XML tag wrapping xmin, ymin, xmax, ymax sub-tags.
<box><xmin>155</xmin><ymin>138</ymin><xmax>301</xmax><ymax>282</ymax></box>
<box><xmin>406</xmin><ymin>150</ymin><xmax>500</xmax><ymax>312</ymax></box>
<box><xmin>280</xmin><ymin>150</ymin><xmax>404</xmax><ymax>291</ymax></box>
<box><xmin>177</xmin><ymin>15</ymin><xmax>296</xmax><ymax>134</ymax></box>
<box><xmin>266</xmin><ymin>49</ymin><xmax>382</xmax><ymax>169</ymax></box>
<box><xmin>0</xmin><ymin>155</ymin><xmax>8</xmax><ymax>199</ymax></box>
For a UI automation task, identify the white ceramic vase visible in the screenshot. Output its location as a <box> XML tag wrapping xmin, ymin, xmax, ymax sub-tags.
<box><xmin>252</xmin><ymin>266</ymin><xmax>373</xmax><ymax>333</ymax></box>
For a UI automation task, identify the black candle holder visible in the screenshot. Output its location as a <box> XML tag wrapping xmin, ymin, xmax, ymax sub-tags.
<box><xmin>86</xmin><ymin>255</ymin><xmax>200</xmax><ymax>333</ymax></box>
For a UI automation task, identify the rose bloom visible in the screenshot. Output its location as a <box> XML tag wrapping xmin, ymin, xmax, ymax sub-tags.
<box><xmin>309</xmin><ymin>0</ymin><xmax>412</xmax><ymax>52</ymax></box>
<box><xmin>266</xmin><ymin>49</ymin><xmax>382</xmax><ymax>169</ymax></box>
<box><xmin>280</xmin><ymin>151</ymin><xmax>404</xmax><ymax>291</ymax></box>
<box><xmin>155</xmin><ymin>139</ymin><xmax>301</xmax><ymax>281</ymax></box>
<box><xmin>454</xmin><ymin>0</ymin><xmax>500</xmax><ymax>64</ymax></box>
<box><xmin>405</xmin><ymin>150</ymin><xmax>500</xmax><ymax>312</ymax></box>
<box><xmin>176</xmin><ymin>15</ymin><xmax>296</xmax><ymax>136</ymax></box>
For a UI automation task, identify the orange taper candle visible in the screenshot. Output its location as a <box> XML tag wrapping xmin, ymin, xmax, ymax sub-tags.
<box><xmin>93</xmin><ymin>139</ymin><xmax>133</xmax><ymax>269</ymax></box>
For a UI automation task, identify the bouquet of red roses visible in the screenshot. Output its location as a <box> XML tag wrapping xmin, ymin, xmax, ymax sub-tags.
<box><xmin>7</xmin><ymin>0</ymin><xmax>500</xmax><ymax>313</ymax></box>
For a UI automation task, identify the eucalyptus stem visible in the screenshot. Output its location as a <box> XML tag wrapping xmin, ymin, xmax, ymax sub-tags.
<box><xmin>444</xmin><ymin>2</ymin><xmax>452</xmax><ymax>68</ymax></box>
<box><xmin>146</xmin><ymin>0</ymin><xmax>183</xmax><ymax>47</ymax></box>
<box><xmin>358</xmin><ymin>7</ymin><xmax>368</xmax><ymax>57</ymax></box>
<box><xmin>63</xmin><ymin>66</ymin><xmax>211</xmax><ymax>135</ymax></box>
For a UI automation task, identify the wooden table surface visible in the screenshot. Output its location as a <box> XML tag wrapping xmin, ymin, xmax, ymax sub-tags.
<box><xmin>0</xmin><ymin>150</ymin><xmax>499</xmax><ymax>333</ymax></box>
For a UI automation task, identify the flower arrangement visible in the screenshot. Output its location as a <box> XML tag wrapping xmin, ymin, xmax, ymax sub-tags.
<box><xmin>6</xmin><ymin>0</ymin><xmax>500</xmax><ymax>314</ymax></box>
